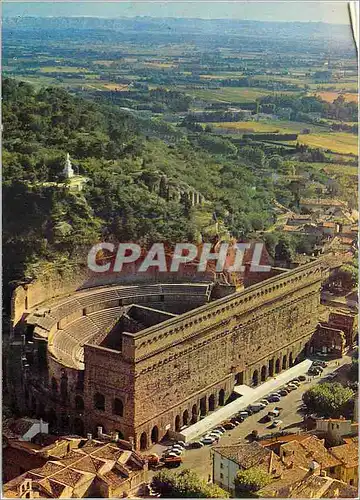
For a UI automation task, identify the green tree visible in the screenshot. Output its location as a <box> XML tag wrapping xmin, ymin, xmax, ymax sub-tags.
<box><xmin>234</xmin><ymin>467</ymin><xmax>272</xmax><ymax>495</ymax></box>
<box><xmin>302</xmin><ymin>383</ymin><xmax>355</xmax><ymax>418</ymax></box>
<box><xmin>337</xmin><ymin>264</ymin><xmax>358</xmax><ymax>291</ymax></box>
<box><xmin>275</xmin><ymin>236</ymin><xmax>294</xmax><ymax>263</ymax></box>
<box><xmin>152</xmin><ymin>469</ymin><xmax>229</xmax><ymax>498</ymax></box>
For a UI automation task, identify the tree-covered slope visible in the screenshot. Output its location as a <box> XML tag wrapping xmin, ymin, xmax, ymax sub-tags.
<box><xmin>2</xmin><ymin>78</ymin><xmax>276</xmax><ymax>290</ymax></box>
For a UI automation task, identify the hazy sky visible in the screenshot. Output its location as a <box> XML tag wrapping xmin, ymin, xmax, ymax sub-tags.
<box><xmin>2</xmin><ymin>1</ymin><xmax>352</xmax><ymax>25</ymax></box>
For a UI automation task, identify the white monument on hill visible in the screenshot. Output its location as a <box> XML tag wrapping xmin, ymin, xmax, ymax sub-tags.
<box><xmin>63</xmin><ymin>153</ymin><xmax>75</xmax><ymax>179</ymax></box>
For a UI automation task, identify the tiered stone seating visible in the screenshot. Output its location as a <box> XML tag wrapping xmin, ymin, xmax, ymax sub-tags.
<box><xmin>50</xmin><ymin>299</ymin><xmax>82</xmax><ymax>320</ymax></box>
<box><xmin>88</xmin><ymin>307</ymin><xmax>124</xmax><ymax>329</ymax></box>
<box><xmin>77</xmin><ymin>289</ymin><xmax>119</xmax><ymax>307</ymax></box>
<box><xmin>116</xmin><ymin>285</ymin><xmax>162</xmax><ymax>298</ymax></box>
<box><xmin>160</xmin><ymin>284</ymin><xmax>210</xmax><ymax>295</ymax></box>
<box><xmin>34</xmin><ymin>315</ymin><xmax>57</xmax><ymax>332</ymax></box>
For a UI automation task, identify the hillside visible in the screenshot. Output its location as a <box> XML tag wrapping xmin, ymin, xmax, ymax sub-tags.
<box><xmin>3</xmin><ymin>78</ymin><xmax>277</xmax><ymax>291</ymax></box>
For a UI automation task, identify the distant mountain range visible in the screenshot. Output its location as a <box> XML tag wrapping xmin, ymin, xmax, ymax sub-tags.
<box><xmin>3</xmin><ymin>15</ymin><xmax>353</xmax><ymax>41</ymax></box>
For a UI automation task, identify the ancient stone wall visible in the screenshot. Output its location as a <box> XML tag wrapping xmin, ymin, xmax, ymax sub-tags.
<box><xmin>81</xmin><ymin>260</ymin><xmax>325</xmax><ymax>448</ymax></box>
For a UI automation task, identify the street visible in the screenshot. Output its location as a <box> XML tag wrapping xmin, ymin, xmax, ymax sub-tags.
<box><xmin>149</xmin><ymin>354</ymin><xmax>352</xmax><ymax>480</ymax></box>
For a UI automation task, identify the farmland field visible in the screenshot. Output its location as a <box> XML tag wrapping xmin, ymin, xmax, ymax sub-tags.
<box><xmin>39</xmin><ymin>66</ymin><xmax>92</xmax><ymax>73</ymax></box>
<box><xmin>212</xmin><ymin>120</ymin><xmax>327</xmax><ymax>134</ymax></box>
<box><xmin>311</xmin><ymin>91</ymin><xmax>358</xmax><ymax>103</ymax></box>
<box><xmin>183</xmin><ymin>87</ymin><xmax>297</xmax><ymax>103</ymax></box>
<box><xmin>297</xmin><ymin>132</ymin><xmax>358</xmax><ymax>155</ymax></box>
<box><xmin>307</xmin><ymin>162</ymin><xmax>358</xmax><ymax>176</ymax></box>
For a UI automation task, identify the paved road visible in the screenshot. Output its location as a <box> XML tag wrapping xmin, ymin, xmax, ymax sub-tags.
<box><xmin>149</xmin><ymin>354</ymin><xmax>352</xmax><ymax>481</ymax></box>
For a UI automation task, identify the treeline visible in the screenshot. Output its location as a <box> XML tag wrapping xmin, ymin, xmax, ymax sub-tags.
<box><xmin>243</xmin><ymin>133</ymin><xmax>298</xmax><ymax>141</ymax></box>
<box><xmin>258</xmin><ymin>93</ymin><xmax>357</xmax><ymax>122</ymax></box>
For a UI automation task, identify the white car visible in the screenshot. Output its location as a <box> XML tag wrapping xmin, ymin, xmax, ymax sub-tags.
<box><xmin>201</xmin><ymin>436</ymin><xmax>216</xmax><ymax>445</ymax></box>
<box><xmin>209</xmin><ymin>430</ymin><xmax>223</xmax><ymax>437</ymax></box>
<box><xmin>259</xmin><ymin>399</ymin><xmax>269</xmax><ymax>406</ymax></box>
<box><xmin>270</xmin><ymin>419</ymin><xmax>283</xmax><ymax>428</ymax></box>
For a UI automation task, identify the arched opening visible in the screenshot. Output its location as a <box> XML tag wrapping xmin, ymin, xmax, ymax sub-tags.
<box><xmin>75</xmin><ymin>395</ymin><xmax>84</xmax><ymax>411</ymax></box>
<box><xmin>175</xmin><ymin>415</ymin><xmax>181</xmax><ymax>432</ymax></box>
<box><xmin>36</xmin><ymin>402</ymin><xmax>45</xmax><ymax>419</ymax></box>
<box><xmin>235</xmin><ymin>372</ymin><xmax>244</xmax><ymax>385</ymax></box>
<box><xmin>261</xmin><ymin>365</ymin><xmax>267</xmax><ymax>382</ymax></box>
<box><xmin>191</xmin><ymin>405</ymin><xmax>198</xmax><ymax>424</ymax></box>
<box><xmin>252</xmin><ymin>369</ymin><xmax>259</xmax><ymax>387</ymax></box>
<box><xmin>115</xmin><ymin>430</ymin><xmax>124</xmax><ymax>440</ymax></box>
<box><xmin>47</xmin><ymin>408</ymin><xmax>56</xmax><ymax>428</ymax></box>
<box><xmin>51</xmin><ymin>377</ymin><xmax>57</xmax><ymax>394</ymax></box>
<box><xmin>94</xmin><ymin>392</ymin><xmax>105</xmax><ymax>411</ymax></box>
<box><xmin>208</xmin><ymin>394</ymin><xmax>215</xmax><ymax>411</ymax></box>
<box><xmin>31</xmin><ymin>396</ymin><xmax>36</xmax><ymax>412</ymax></box>
<box><xmin>200</xmin><ymin>397</ymin><xmax>207</xmax><ymax>416</ymax></box>
<box><xmin>113</xmin><ymin>398</ymin><xmax>124</xmax><ymax>417</ymax></box>
<box><xmin>183</xmin><ymin>409</ymin><xmax>189</xmax><ymax>426</ymax></box>
<box><xmin>282</xmin><ymin>354</ymin><xmax>287</xmax><ymax>370</ymax></box>
<box><xmin>219</xmin><ymin>389</ymin><xmax>225</xmax><ymax>406</ymax></box>
<box><xmin>73</xmin><ymin>418</ymin><xmax>85</xmax><ymax>436</ymax></box>
<box><xmin>140</xmin><ymin>432</ymin><xmax>147</xmax><ymax>450</ymax></box>
<box><xmin>268</xmin><ymin>359</ymin><xmax>274</xmax><ymax>377</ymax></box>
<box><xmin>61</xmin><ymin>414</ymin><xmax>70</xmax><ymax>433</ymax></box>
<box><xmin>289</xmin><ymin>352</ymin><xmax>293</xmax><ymax>367</ymax></box>
<box><xmin>151</xmin><ymin>426</ymin><xmax>159</xmax><ymax>444</ymax></box>
<box><xmin>275</xmin><ymin>358</ymin><xmax>280</xmax><ymax>374</ymax></box>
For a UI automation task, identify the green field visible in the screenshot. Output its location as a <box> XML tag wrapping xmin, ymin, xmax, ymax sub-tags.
<box><xmin>212</xmin><ymin>119</ymin><xmax>327</xmax><ymax>134</ymax></box>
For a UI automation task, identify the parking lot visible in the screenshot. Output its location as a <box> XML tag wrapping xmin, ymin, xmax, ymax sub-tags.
<box><xmin>148</xmin><ymin>354</ymin><xmax>352</xmax><ymax>480</ymax></box>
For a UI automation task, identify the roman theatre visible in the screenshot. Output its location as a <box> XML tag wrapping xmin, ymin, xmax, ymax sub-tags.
<box><xmin>11</xmin><ymin>259</ymin><xmax>327</xmax><ymax>450</ymax></box>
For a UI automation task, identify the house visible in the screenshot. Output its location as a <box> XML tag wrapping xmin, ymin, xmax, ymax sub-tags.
<box><xmin>3</xmin><ymin>438</ymin><xmax>148</xmax><ymax>498</ymax></box>
<box><xmin>3</xmin><ymin>418</ymin><xmax>49</xmax><ymax>442</ymax></box>
<box><xmin>260</xmin><ymin>471</ymin><xmax>358</xmax><ymax>498</ymax></box>
<box><xmin>212</xmin><ymin>441</ymin><xmax>285</xmax><ymax>495</ymax></box>
<box><xmin>315</xmin><ymin>418</ymin><xmax>358</xmax><ymax>444</ymax></box>
<box><xmin>320</xmin><ymin>222</ymin><xmax>339</xmax><ymax>237</ymax></box>
<box><xmin>3</xmin><ymin>435</ymin><xmax>83</xmax><ymax>482</ymax></box>
<box><xmin>300</xmin><ymin>198</ymin><xmax>346</xmax><ymax>214</ymax></box>
<box><xmin>328</xmin><ymin>437</ymin><xmax>359</xmax><ymax>487</ymax></box>
<box><xmin>286</xmin><ymin>214</ymin><xmax>313</xmax><ymax>226</ymax></box>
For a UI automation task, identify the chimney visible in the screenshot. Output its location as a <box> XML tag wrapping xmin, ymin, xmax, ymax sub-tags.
<box><xmin>87</xmin><ymin>433</ymin><xmax>92</xmax><ymax>440</ymax></box>
<box><xmin>97</xmin><ymin>426</ymin><xmax>103</xmax><ymax>437</ymax></box>
<box><xmin>129</xmin><ymin>436</ymin><xmax>135</xmax><ymax>450</ymax></box>
<box><xmin>320</xmin><ymin>470</ymin><xmax>327</xmax><ymax>477</ymax></box>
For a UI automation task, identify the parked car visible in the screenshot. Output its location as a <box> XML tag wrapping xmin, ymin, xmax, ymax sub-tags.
<box><xmin>259</xmin><ymin>399</ymin><xmax>269</xmax><ymax>406</ymax></box>
<box><xmin>268</xmin><ymin>407</ymin><xmax>282</xmax><ymax>418</ymax></box>
<box><xmin>201</xmin><ymin>436</ymin><xmax>216</xmax><ymax>445</ymax></box>
<box><xmin>209</xmin><ymin>429</ymin><xmax>223</xmax><ymax>437</ymax></box>
<box><xmin>188</xmin><ymin>441</ymin><xmax>203</xmax><ymax>449</ymax></box>
<box><xmin>171</xmin><ymin>445</ymin><xmax>184</xmax><ymax>452</ymax></box>
<box><xmin>238</xmin><ymin>411</ymin><xmax>249</xmax><ymax>419</ymax></box>
<box><xmin>286</xmin><ymin>383</ymin><xmax>298</xmax><ymax>389</ymax></box>
<box><xmin>267</xmin><ymin>395</ymin><xmax>281</xmax><ymax>403</ymax></box>
<box><xmin>249</xmin><ymin>403</ymin><xmax>266</xmax><ymax>412</ymax></box>
<box><xmin>270</xmin><ymin>419</ymin><xmax>283</xmax><ymax>429</ymax></box>
<box><xmin>298</xmin><ymin>375</ymin><xmax>306</xmax><ymax>382</ymax></box>
<box><xmin>164</xmin><ymin>450</ymin><xmax>181</xmax><ymax>458</ymax></box>
<box><xmin>270</xmin><ymin>392</ymin><xmax>282</xmax><ymax>397</ymax></box>
<box><xmin>222</xmin><ymin>421</ymin><xmax>236</xmax><ymax>430</ymax></box>
<box><xmin>230</xmin><ymin>417</ymin><xmax>241</xmax><ymax>425</ymax></box>
<box><xmin>279</xmin><ymin>389</ymin><xmax>289</xmax><ymax>396</ymax></box>
<box><xmin>313</xmin><ymin>360</ymin><xmax>327</xmax><ymax>368</ymax></box>
<box><xmin>290</xmin><ymin>379</ymin><xmax>300</xmax><ymax>385</ymax></box>
<box><xmin>175</xmin><ymin>441</ymin><xmax>186</xmax><ymax>448</ymax></box>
